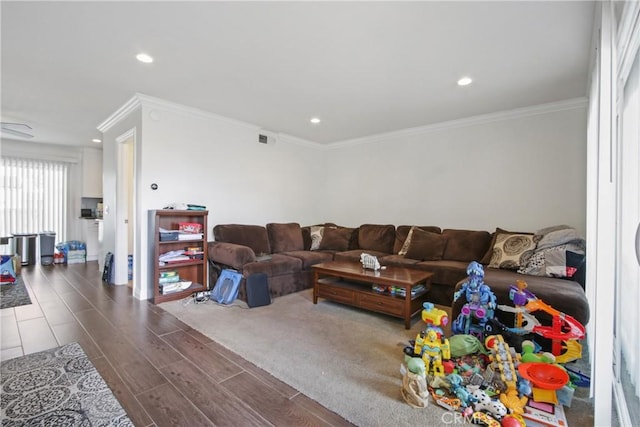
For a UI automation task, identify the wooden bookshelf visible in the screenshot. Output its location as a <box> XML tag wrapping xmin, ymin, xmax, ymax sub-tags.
<box><xmin>149</xmin><ymin>209</ymin><xmax>208</xmax><ymax>304</ymax></box>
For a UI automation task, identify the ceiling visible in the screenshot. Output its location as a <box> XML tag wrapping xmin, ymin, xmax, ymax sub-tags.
<box><xmin>1</xmin><ymin>1</ymin><xmax>595</xmax><ymax>147</ymax></box>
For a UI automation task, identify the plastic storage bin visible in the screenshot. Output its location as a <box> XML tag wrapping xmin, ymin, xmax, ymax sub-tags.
<box><xmin>39</xmin><ymin>231</ymin><xmax>56</xmax><ymax>265</ymax></box>
<box><xmin>12</xmin><ymin>233</ymin><xmax>37</xmax><ymax>266</ymax></box>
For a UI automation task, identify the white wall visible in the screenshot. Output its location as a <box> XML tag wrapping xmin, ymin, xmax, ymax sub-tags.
<box><xmin>324</xmin><ymin>103</ymin><xmax>587</xmax><ymax>234</ymax></box>
<box><xmin>101</xmin><ymin>95</ymin><xmax>587</xmax><ymax>301</ymax></box>
<box><xmin>101</xmin><ymin>97</ymin><xmax>326</xmax><ymax>300</ymax></box>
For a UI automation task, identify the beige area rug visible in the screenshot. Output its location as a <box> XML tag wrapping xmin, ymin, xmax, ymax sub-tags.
<box><xmin>161</xmin><ymin>289</ymin><xmax>593</xmax><ymax>426</ymax></box>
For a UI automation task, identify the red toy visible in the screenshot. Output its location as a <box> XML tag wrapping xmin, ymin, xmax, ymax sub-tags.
<box><xmin>517</xmin><ymin>362</ymin><xmax>570</xmax><ymax>390</ymax></box>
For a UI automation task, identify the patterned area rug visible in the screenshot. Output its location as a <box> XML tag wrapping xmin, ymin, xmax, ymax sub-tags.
<box><xmin>0</xmin><ymin>276</ymin><xmax>32</xmax><ymax>309</ymax></box>
<box><xmin>0</xmin><ymin>342</ymin><xmax>132</xmax><ymax>426</ymax></box>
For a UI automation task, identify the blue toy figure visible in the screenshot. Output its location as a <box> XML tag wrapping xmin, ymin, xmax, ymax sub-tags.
<box><xmin>452</xmin><ymin>261</ymin><xmax>496</xmax><ymax>338</ymax></box>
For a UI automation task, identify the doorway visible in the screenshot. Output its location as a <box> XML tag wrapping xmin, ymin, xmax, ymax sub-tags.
<box><xmin>115</xmin><ymin>129</ymin><xmax>136</xmax><ymax>286</ymax></box>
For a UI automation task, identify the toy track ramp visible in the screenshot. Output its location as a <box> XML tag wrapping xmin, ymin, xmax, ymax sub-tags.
<box><xmin>555</xmin><ymin>340</ymin><xmax>582</xmax><ymax>364</ymax></box>
<box><xmin>526</xmin><ymin>299</ymin><xmax>586</xmax><ymax>340</ymax></box>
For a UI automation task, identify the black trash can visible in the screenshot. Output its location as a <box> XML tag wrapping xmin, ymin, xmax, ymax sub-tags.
<box><xmin>39</xmin><ymin>231</ymin><xmax>56</xmax><ymax>265</ymax></box>
<box><xmin>12</xmin><ymin>233</ymin><xmax>37</xmax><ymax>266</ymax></box>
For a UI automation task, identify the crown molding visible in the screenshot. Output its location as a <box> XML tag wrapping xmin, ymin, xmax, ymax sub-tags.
<box><xmin>97</xmin><ymin>95</ymin><xmax>141</xmax><ymax>133</ymax></box>
<box><xmin>327</xmin><ymin>97</ymin><xmax>588</xmax><ymax>149</ymax></box>
<box><xmin>98</xmin><ymin>93</ymin><xmax>320</xmax><ymax>148</ymax></box>
<box><xmin>135</xmin><ymin>93</ymin><xmax>260</xmax><ymax>131</ymax></box>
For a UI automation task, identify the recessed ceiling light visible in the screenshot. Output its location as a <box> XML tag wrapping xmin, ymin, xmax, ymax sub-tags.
<box><xmin>92</xmin><ymin>138</ymin><xmax>102</xmax><ymax>143</ymax></box>
<box><xmin>136</xmin><ymin>53</ymin><xmax>154</xmax><ymax>63</ymax></box>
<box><xmin>457</xmin><ymin>77</ymin><xmax>473</xmax><ymax>86</ymax></box>
<box><xmin>310</xmin><ymin>117</ymin><xmax>321</xmax><ymax>124</ymax></box>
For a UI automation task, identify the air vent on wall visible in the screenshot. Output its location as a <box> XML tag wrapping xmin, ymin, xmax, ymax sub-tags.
<box><xmin>257</xmin><ymin>130</ymin><xmax>277</xmax><ymax>145</ymax></box>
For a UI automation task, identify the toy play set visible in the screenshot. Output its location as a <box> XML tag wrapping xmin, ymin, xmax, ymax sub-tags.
<box><xmin>401</xmin><ymin>261</ymin><xmax>588</xmax><ymax>426</ymax></box>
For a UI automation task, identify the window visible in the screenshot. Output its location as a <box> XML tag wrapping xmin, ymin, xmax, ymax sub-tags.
<box><xmin>0</xmin><ymin>156</ymin><xmax>68</xmax><ymax>241</ymax></box>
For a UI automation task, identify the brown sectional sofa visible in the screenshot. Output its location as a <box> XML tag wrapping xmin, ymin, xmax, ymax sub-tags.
<box><xmin>207</xmin><ymin>223</ymin><xmax>590</xmax><ymax>327</ymax></box>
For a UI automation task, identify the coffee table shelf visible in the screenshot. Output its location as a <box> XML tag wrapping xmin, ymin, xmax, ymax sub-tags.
<box><xmin>312</xmin><ymin>261</ymin><xmax>433</xmax><ymax>329</ymax></box>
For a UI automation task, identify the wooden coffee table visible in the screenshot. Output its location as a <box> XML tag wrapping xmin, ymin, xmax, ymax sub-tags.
<box><xmin>312</xmin><ymin>260</ymin><xmax>433</xmax><ymax>329</ymax></box>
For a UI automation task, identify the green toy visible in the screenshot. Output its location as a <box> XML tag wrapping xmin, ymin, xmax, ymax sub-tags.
<box><xmin>449</xmin><ymin>334</ymin><xmax>489</xmax><ymax>357</ymax></box>
<box><xmin>520</xmin><ymin>340</ymin><xmax>556</xmax><ymax>364</ymax></box>
<box><xmin>404</xmin><ymin>355</ymin><xmax>426</xmax><ymax>376</ymax></box>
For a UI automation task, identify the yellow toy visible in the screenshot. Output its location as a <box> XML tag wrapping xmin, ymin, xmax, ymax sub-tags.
<box><xmin>414</xmin><ymin>328</ymin><xmax>451</xmax><ymax>376</ymax></box>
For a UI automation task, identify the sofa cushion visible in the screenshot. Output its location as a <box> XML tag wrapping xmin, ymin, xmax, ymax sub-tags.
<box><xmin>488</xmin><ymin>232</ymin><xmax>536</xmax><ymax>270</ymax></box>
<box><xmin>208</xmin><ymin>242</ymin><xmax>256</xmax><ymax>270</ymax></box>
<box><xmin>282</xmin><ymin>250</ymin><xmax>333</xmax><ymax>269</ymax></box>
<box><xmin>214</xmin><ymin>224</ymin><xmax>271</xmax><ymax>255</ymax></box>
<box><xmin>242</xmin><ymin>254</ymin><xmax>303</xmax><ymax>277</ymax></box>
<box><xmin>358</xmin><ymin>224</ymin><xmax>395</xmax><ymax>253</ymax></box>
<box><xmin>319</xmin><ymin>227</ymin><xmax>353</xmax><ymax>251</ymax></box>
<box><xmin>267</xmin><ymin>223</ymin><xmax>304</xmax><ymax>253</ymax></box>
<box><xmin>394</xmin><ymin>225</ymin><xmax>442</xmax><ymax>254</ymax></box>
<box><xmin>379</xmin><ymin>254</ymin><xmax>420</xmax><ymax>267</ymax></box>
<box><xmin>405</xmin><ymin>228</ymin><xmax>448</xmax><ymax>261</ymax></box>
<box><xmin>442</xmin><ymin>229</ymin><xmax>492</xmax><ymax>262</ymax></box>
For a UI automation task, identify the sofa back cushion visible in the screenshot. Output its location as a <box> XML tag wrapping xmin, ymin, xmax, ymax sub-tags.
<box><xmin>358</xmin><ymin>224</ymin><xmax>396</xmax><ymax>253</ymax></box>
<box><xmin>404</xmin><ymin>228</ymin><xmax>448</xmax><ymax>261</ymax></box>
<box><xmin>213</xmin><ymin>224</ymin><xmax>271</xmax><ymax>254</ymax></box>
<box><xmin>266</xmin><ymin>223</ymin><xmax>304</xmax><ymax>253</ymax></box>
<box><xmin>442</xmin><ymin>229</ymin><xmax>492</xmax><ymax>262</ymax></box>
<box><xmin>318</xmin><ymin>227</ymin><xmax>353</xmax><ymax>251</ymax></box>
<box><xmin>394</xmin><ymin>225</ymin><xmax>442</xmax><ymax>254</ymax></box>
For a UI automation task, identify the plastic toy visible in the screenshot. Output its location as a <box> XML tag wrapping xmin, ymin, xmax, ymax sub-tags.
<box><xmin>414</xmin><ymin>328</ymin><xmax>451</xmax><ymax>376</ymax></box>
<box><xmin>360</xmin><ymin>253</ymin><xmax>381</xmax><ymax>270</ymax></box>
<box><xmin>565</xmin><ymin>367</ymin><xmax>591</xmax><ymax>387</ymax></box>
<box><xmin>446</xmin><ymin>373</ymin><xmax>478</xmax><ymax>407</ymax></box>
<box><xmin>499</xmin><ymin>388</ymin><xmax>528</xmax><ymax>415</ymax></box>
<box><xmin>498</xmin><ymin>280</ymin><xmax>585</xmax><ymax>362</ymax></box>
<box><xmin>517</xmin><ymin>377</ymin><xmax>532</xmax><ymax>397</ymax></box>
<box><xmin>452</xmin><ymin>262</ymin><xmax>497</xmax><ymax>338</ymax></box>
<box><xmin>517</xmin><ymin>362</ymin><xmax>570</xmax><ymax>390</ymax></box>
<box><xmin>520</xmin><ymin>340</ymin><xmax>556</xmax><ymax>364</ymax></box>
<box><xmin>471</xmin><ymin>411</ymin><xmax>501</xmax><ymax>427</ymax></box>
<box><xmin>485</xmin><ymin>335</ymin><xmax>519</xmax><ymax>392</ymax></box>
<box><xmin>421</xmin><ymin>302</ymin><xmax>448</xmax><ymax>336</ymax></box>
<box><xmin>501</xmin><ymin>414</ymin><xmax>526</xmax><ymax>427</ymax></box>
<box><xmin>472</xmin><ymin>389</ymin><xmax>507</xmax><ymax>419</ymax></box>
<box><xmin>429</xmin><ymin>388</ymin><xmax>461</xmax><ymax>411</ymax></box>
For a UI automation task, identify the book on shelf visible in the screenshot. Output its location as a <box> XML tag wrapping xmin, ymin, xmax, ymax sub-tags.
<box><xmin>178</xmin><ymin>232</ymin><xmax>203</xmax><ymax>241</ymax></box>
<box><xmin>159</xmin><ymin>280</ymin><xmax>193</xmax><ymax>294</ymax></box>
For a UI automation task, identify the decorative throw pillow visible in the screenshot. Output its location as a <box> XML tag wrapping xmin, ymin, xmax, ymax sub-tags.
<box><xmin>480</xmin><ymin>227</ymin><xmax>532</xmax><ymax>265</ymax></box>
<box><xmin>398</xmin><ymin>226</ymin><xmax>416</xmax><ymax>256</ymax></box>
<box><xmin>309</xmin><ymin>226</ymin><xmax>324</xmax><ymax>251</ymax></box>
<box><xmin>404</xmin><ymin>228</ymin><xmax>448</xmax><ymax>261</ymax></box>
<box><xmin>318</xmin><ymin>227</ymin><xmax>352</xmax><ymax>251</ymax></box>
<box><xmin>488</xmin><ymin>232</ymin><xmax>536</xmax><ymax>270</ymax></box>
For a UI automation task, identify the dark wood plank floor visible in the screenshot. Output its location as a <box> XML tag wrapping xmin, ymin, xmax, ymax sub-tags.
<box><xmin>0</xmin><ymin>262</ymin><xmax>353</xmax><ymax>427</ymax></box>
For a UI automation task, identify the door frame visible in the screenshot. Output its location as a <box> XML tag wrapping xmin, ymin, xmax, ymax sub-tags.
<box><xmin>114</xmin><ymin>128</ymin><xmax>137</xmax><ymax>286</ymax></box>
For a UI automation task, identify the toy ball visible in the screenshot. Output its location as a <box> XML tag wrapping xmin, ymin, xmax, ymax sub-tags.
<box><xmin>502</xmin><ymin>414</ymin><xmax>526</xmax><ymax>427</ymax></box>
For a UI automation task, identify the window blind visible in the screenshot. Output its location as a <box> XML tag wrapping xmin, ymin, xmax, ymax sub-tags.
<box><xmin>0</xmin><ymin>156</ymin><xmax>68</xmax><ymax>241</ymax></box>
